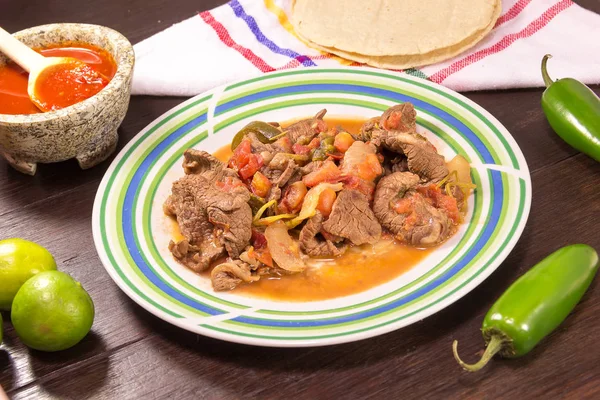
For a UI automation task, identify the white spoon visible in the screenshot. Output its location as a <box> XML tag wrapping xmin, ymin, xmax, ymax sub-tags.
<box><xmin>0</xmin><ymin>26</ymin><xmax>105</xmax><ymax>112</ymax></box>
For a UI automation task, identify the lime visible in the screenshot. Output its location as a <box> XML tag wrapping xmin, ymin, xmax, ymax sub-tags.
<box><xmin>0</xmin><ymin>238</ymin><xmax>57</xmax><ymax>310</ymax></box>
<box><xmin>11</xmin><ymin>271</ymin><xmax>95</xmax><ymax>352</ymax></box>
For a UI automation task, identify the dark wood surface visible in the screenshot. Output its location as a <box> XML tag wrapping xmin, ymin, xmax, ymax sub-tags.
<box><xmin>1</xmin><ymin>1</ymin><xmax>600</xmax><ymax>398</ymax></box>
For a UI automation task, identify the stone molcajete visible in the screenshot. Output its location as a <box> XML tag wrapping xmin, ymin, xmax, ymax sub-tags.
<box><xmin>0</xmin><ymin>23</ymin><xmax>134</xmax><ymax>175</ymax></box>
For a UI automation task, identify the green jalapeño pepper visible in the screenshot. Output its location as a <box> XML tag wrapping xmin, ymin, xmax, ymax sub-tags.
<box><xmin>453</xmin><ymin>244</ymin><xmax>598</xmax><ymax>372</ymax></box>
<box><xmin>541</xmin><ymin>55</ymin><xmax>600</xmax><ymax>162</ymax></box>
<box><xmin>231</xmin><ymin>121</ymin><xmax>285</xmax><ymax>150</ymax></box>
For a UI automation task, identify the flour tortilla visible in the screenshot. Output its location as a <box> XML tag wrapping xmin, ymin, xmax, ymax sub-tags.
<box><xmin>291</xmin><ymin>0</ymin><xmax>499</xmax><ymax>58</ymax></box>
<box><xmin>294</xmin><ymin>0</ymin><xmax>501</xmax><ymax>69</ymax></box>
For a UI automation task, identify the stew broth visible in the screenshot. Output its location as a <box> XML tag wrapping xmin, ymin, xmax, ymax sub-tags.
<box><xmin>170</xmin><ymin>117</ymin><xmax>432</xmax><ymax>301</ymax></box>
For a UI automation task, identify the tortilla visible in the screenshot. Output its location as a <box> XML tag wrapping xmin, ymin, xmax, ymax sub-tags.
<box><xmin>291</xmin><ymin>0</ymin><xmax>499</xmax><ymax>59</ymax></box>
<box><xmin>293</xmin><ymin>0</ymin><xmax>501</xmax><ymax>69</ymax></box>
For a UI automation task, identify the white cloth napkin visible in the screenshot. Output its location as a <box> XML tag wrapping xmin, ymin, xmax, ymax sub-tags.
<box><xmin>131</xmin><ymin>0</ymin><xmax>600</xmax><ymax>95</ymax></box>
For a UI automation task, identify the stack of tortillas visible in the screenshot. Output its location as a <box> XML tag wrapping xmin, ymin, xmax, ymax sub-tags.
<box><xmin>291</xmin><ymin>0</ymin><xmax>501</xmax><ymax>69</ymax></box>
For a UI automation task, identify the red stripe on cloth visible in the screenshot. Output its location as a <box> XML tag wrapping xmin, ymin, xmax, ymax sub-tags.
<box><xmin>495</xmin><ymin>0</ymin><xmax>533</xmax><ymax>28</ymax></box>
<box><xmin>199</xmin><ymin>11</ymin><xmax>275</xmax><ymax>73</ymax></box>
<box><xmin>277</xmin><ymin>59</ymin><xmax>301</xmax><ymax>70</ymax></box>
<box><xmin>429</xmin><ymin>0</ymin><xmax>573</xmax><ymax>84</ymax></box>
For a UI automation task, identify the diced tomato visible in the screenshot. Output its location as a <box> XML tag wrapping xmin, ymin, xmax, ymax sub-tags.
<box><xmin>274</xmin><ymin>136</ymin><xmax>292</xmax><ymax>153</ymax></box>
<box><xmin>392</xmin><ymin>197</ymin><xmax>413</xmax><ymax>214</ymax></box>
<box><xmin>417</xmin><ymin>184</ymin><xmax>460</xmax><ymax>223</ymax></box>
<box><xmin>248</xmin><ymin>245</ymin><xmax>273</xmax><ymax>267</ymax></box>
<box><xmin>229</xmin><ymin>138</ymin><xmax>263</xmax><ymax>180</ymax></box>
<box><xmin>215</xmin><ymin>176</ymin><xmax>245</xmax><ymax>192</ymax></box>
<box><xmin>317</xmin><ymin>188</ymin><xmax>337</xmax><ymax>218</ymax></box>
<box><xmin>251</xmin><ymin>171</ymin><xmax>272</xmax><ymax>198</ymax></box>
<box><xmin>383</xmin><ymin>109</ymin><xmax>404</xmax><ymax>130</ymax></box>
<box><xmin>355</xmin><ymin>153</ymin><xmax>383</xmax><ymax>181</ymax></box>
<box><xmin>229</xmin><ymin>139</ymin><xmax>251</xmax><ymax>170</ymax></box>
<box><xmin>308</xmin><ymin>137</ymin><xmax>320</xmax><ymax>148</ymax></box>
<box><xmin>292</xmin><ymin>143</ymin><xmax>310</xmax><ymax>155</ymax></box>
<box><xmin>340</xmin><ymin>175</ymin><xmax>375</xmax><ymax>200</ymax></box>
<box><xmin>251</xmin><ymin>229</ymin><xmax>268</xmax><ymax>249</ymax></box>
<box><xmin>292</xmin><ymin>138</ymin><xmax>320</xmax><ymax>155</ymax></box>
<box><xmin>334</xmin><ymin>132</ymin><xmax>355</xmax><ymax>153</ymax></box>
<box><xmin>302</xmin><ymin>160</ymin><xmax>341</xmax><ymax>187</ymax></box>
<box><xmin>281</xmin><ymin>181</ymin><xmax>308</xmax><ymax>214</ymax></box>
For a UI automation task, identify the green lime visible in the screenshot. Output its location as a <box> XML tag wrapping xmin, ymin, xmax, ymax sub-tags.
<box><xmin>0</xmin><ymin>238</ymin><xmax>57</xmax><ymax>310</ymax></box>
<box><xmin>11</xmin><ymin>271</ymin><xmax>95</xmax><ymax>352</ymax></box>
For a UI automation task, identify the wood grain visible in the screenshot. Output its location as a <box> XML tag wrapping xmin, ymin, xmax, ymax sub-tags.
<box><xmin>0</xmin><ymin>0</ymin><xmax>599</xmax><ymax>399</ymax></box>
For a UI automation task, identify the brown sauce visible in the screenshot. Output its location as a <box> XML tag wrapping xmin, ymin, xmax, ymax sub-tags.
<box><xmin>169</xmin><ymin>117</ymin><xmax>432</xmax><ymax>301</ymax></box>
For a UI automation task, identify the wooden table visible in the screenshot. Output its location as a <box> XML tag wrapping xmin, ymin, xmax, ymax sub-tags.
<box><xmin>1</xmin><ymin>1</ymin><xmax>599</xmax><ymax>398</ymax></box>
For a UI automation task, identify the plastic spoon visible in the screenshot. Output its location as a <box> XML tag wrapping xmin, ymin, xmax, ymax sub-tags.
<box><xmin>0</xmin><ymin>26</ymin><xmax>107</xmax><ymax>112</ymax></box>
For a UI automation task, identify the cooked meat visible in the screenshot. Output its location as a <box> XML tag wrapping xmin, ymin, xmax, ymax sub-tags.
<box><xmin>359</xmin><ymin>103</ymin><xmax>448</xmax><ymax>182</ymax></box>
<box><xmin>165</xmin><ymin>164</ymin><xmax>252</xmax><ymax>270</ymax></box>
<box><xmin>167</xmin><ymin>103</ymin><xmax>473</xmax><ymax>293</ymax></box>
<box><xmin>286</xmin><ymin>109</ymin><xmax>327</xmax><ymax>144</ymax></box>
<box><xmin>300</xmin><ymin>213</ymin><xmax>346</xmax><ymax>257</ymax></box>
<box><xmin>182</xmin><ymin>149</ymin><xmax>224</xmax><ymax>178</ymax></box>
<box><xmin>207</xmin><ymin>192</ymin><xmax>253</xmax><ymax>259</ymax></box>
<box><xmin>322</xmin><ymin>189</ymin><xmax>381</xmax><ymax>245</ymax></box>
<box><xmin>165</xmin><ymin>174</ymin><xmax>226</xmax><ymax>271</ymax></box>
<box><xmin>269</xmin><ymin>153</ymin><xmax>293</xmax><ymax>170</ymax></box>
<box><xmin>274</xmin><ymin>160</ymin><xmax>298</xmax><ymax>188</ymax></box>
<box><xmin>380</xmin><ymin>103</ymin><xmax>417</xmax><ymax>133</ymax></box>
<box><xmin>300</xmin><ymin>160</ymin><xmax>326</xmax><ymax>175</ymax></box>
<box><xmin>382</xmin><ymin>131</ymin><xmax>448</xmax><ymax>183</ymax></box>
<box><xmin>246</xmin><ymin>132</ymin><xmax>276</xmax><ymax>164</ymax></box>
<box><xmin>373</xmin><ymin>172</ymin><xmax>451</xmax><ymax>246</ymax></box>
<box><xmin>211</xmin><ymin>260</ymin><xmax>259</xmax><ymax>291</ymax></box>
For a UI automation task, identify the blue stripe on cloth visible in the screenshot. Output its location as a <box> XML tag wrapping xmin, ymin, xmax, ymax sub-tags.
<box><xmin>228</xmin><ymin>0</ymin><xmax>317</xmax><ymax>67</ymax></box>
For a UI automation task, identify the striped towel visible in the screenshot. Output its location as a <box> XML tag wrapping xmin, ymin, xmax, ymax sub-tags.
<box><xmin>131</xmin><ymin>0</ymin><xmax>600</xmax><ymax>95</ymax></box>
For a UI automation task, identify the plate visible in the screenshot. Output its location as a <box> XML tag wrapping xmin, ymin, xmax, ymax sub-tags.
<box><xmin>92</xmin><ymin>67</ymin><xmax>531</xmax><ymax>347</ymax></box>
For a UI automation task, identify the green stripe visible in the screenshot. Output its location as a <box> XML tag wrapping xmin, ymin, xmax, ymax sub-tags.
<box><xmin>216</xmin><ymin>80</ymin><xmax>501</xmax><ymax>166</ymax></box>
<box><xmin>221</xmin><ymin>69</ymin><xmax>519</xmax><ymax>169</ymax></box>
<box><xmin>95</xmin><ymin>69</ymin><xmax>530</xmax><ymax>342</ymax></box>
<box><xmin>140</xmin><ymin>97</ymin><xmax>489</xmax><ymax>319</ymax></box>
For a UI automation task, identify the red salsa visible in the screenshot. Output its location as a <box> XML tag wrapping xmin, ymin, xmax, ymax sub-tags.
<box><xmin>0</xmin><ymin>43</ymin><xmax>117</xmax><ymax>115</ymax></box>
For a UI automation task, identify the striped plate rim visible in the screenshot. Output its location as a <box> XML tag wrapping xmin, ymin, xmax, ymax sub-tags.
<box><xmin>92</xmin><ymin>67</ymin><xmax>531</xmax><ymax>347</ymax></box>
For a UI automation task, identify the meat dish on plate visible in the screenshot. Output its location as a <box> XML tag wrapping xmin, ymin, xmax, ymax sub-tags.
<box><xmin>164</xmin><ymin>103</ymin><xmax>475</xmax><ymax>294</ymax></box>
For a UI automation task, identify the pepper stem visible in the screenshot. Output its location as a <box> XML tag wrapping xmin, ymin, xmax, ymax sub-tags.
<box><xmin>541</xmin><ymin>54</ymin><xmax>554</xmax><ymax>88</ymax></box>
<box><xmin>452</xmin><ymin>336</ymin><xmax>505</xmax><ymax>372</ymax></box>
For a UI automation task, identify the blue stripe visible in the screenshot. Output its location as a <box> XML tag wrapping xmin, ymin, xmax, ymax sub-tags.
<box><xmin>216</xmin><ymin>83</ymin><xmax>497</xmax><ymax>164</ymax></box>
<box><xmin>233</xmin><ymin>171</ymin><xmax>502</xmax><ymax>327</ymax></box>
<box><xmin>122</xmin><ymin>112</ymin><xmax>224</xmax><ymax>316</ymax></box>
<box><xmin>121</xmin><ymin>86</ymin><xmax>504</xmax><ymax>327</ymax></box>
<box><xmin>228</xmin><ymin>0</ymin><xmax>317</xmax><ymax>67</ymax></box>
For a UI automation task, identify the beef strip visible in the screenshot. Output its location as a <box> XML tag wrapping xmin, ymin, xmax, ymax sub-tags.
<box><xmin>360</xmin><ymin>103</ymin><xmax>448</xmax><ymax>183</ymax></box>
<box><xmin>382</xmin><ymin>131</ymin><xmax>448</xmax><ymax>183</ymax></box>
<box><xmin>274</xmin><ymin>160</ymin><xmax>298</xmax><ymax>188</ymax></box>
<box><xmin>207</xmin><ymin>190</ymin><xmax>253</xmax><ymax>258</ymax></box>
<box><xmin>182</xmin><ymin>149</ymin><xmax>224</xmax><ymax>178</ymax></box>
<box><xmin>165</xmin><ymin>174</ymin><xmax>226</xmax><ymax>272</ymax></box>
<box><xmin>373</xmin><ymin>172</ymin><xmax>451</xmax><ymax>246</ymax></box>
<box><xmin>211</xmin><ymin>260</ymin><xmax>259</xmax><ymax>291</ymax></box>
<box><xmin>165</xmin><ymin>151</ymin><xmax>253</xmax><ymax>271</ymax></box>
<box><xmin>322</xmin><ymin>189</ymin><xmax>382</xmax><ymax>245</ymax></box>
<box><xmin>285</xmin><ymin>109</ymin><xmax>327</xmax><ymax>144</ymax></box>
<box><xmin>299</xmin><ymin>213</ymin><xmax>346</xmax><ymax>257</ymax></box>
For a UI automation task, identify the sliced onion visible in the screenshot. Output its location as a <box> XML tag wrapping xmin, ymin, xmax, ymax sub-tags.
<box><xmin>264</xmin><ymin>220</ymin><xmax>305</xmax><ymax>272</ymax></box>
